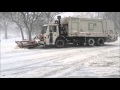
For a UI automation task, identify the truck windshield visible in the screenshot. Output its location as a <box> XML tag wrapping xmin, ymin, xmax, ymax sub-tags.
<box><xmin>41</xmin><ymin>26</ymin><xmax>47</xmax><ymax>34</ymax></box>
<box><xmin>49</xmin><ymin>25</ymin><xmax>57</xmax><ymax>32</ymax></box>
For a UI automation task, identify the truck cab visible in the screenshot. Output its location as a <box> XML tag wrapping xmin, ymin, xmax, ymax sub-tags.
<box><xmin>36</xmin><ymin>24</ymin><xmax>59</xmax><ymax>46</ymax></box>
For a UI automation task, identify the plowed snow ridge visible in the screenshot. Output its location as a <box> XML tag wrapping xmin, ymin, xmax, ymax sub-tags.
<box><xmin>0</xmin><ymin>37</ymin><xmax>120</xmax><ymax>78</ymax></box>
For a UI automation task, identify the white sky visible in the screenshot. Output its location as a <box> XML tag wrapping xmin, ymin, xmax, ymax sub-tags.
<box><xmin>55</xmin><ymin>12</ymin><xmax>74</xmax><ymax>19</ymax></box>
<box><xmin>59</xmin><ymin>12</ymin><xmax>74</xmax><ymax>17</ymax></box>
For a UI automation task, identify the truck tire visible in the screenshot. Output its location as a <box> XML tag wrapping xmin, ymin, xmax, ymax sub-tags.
<box><xmin>55</xmin><ymin>39</ymin><xmax>65</xmax><ymax>48</ymax></box>
<box><xmin>87</xmin><ymin>38</ymin><xmax>95</xmax><ymax>46</ymax></box>
<box><xmin>96</xmin><ymin>38</ymin><xmax>104</xmax><ymax>46</ymax></box>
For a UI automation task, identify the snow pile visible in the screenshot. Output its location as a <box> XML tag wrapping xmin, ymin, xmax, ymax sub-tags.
<box><xmin>1</xmin><ymin>37</ymin><xmax>22</xmax><ymax>53</ymax></box>
<box><xmin>0</xmin><ymin>36</ymin><xmax>120</xmax><ymax>78</ymax></box>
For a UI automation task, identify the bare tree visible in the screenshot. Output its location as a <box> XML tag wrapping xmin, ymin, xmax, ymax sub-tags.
<box><xmin>20</xmin><ymin>12</ymin><xmax>44</xmax><ymax>41</ymax></box>
<box><xmin>0</xmin><ymin>12</ymin><xmax>12</xmax><ymax>39</ymax></box>
<box><xmin>9</xmin><ymin>12</ymin><xmax>25</xmax><ymax>40</ymax></box>
<box><xmin>103</xmin><ymin>12</ymin><xmax>120</xmax><ymax>34</ymax></box>
<box><xmin>43</xmin><ymin>12</ymin><xmax>63</xmax><ymax>23</ymax></box>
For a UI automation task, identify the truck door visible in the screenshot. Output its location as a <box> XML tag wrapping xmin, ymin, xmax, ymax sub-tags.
<box><xmin>49</xmin><ymin>25</ymin><xmax>58</xmax><ymax>45</ymax></box>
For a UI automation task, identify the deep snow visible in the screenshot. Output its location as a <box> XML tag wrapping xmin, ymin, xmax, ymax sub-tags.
<box><xmin>0</xmin><ymin>37</ymin><xmax>120</xmax><ymax>78</ymax></box>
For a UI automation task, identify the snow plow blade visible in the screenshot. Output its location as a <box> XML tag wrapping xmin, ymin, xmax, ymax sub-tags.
<box><xmin>15</xmin><ymin>40</ymin><xmax>37</xmax><ymax>48</ymax></box>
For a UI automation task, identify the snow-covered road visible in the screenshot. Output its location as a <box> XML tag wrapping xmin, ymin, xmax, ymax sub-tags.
<box><xmin>0</xmin><ymin>37</ymin><xmax>120</xmax><ymax>78</ymax></box>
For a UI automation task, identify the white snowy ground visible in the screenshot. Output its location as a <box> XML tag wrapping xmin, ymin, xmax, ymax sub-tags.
<box><xmin>0</xmin><ymin>37</ymin><xmax>120</xmax><ymax>78</ymax></box>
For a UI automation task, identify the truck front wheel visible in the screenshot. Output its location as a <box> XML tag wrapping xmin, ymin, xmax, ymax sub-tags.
<box><xmin>55</xmin><ymin>39</ymin><xmax>65</xmax><ymax>48</ymax></box>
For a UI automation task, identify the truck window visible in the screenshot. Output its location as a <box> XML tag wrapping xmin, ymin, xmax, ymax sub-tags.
<box><xmin>49</xmin><ymin>26</ymin><xmax>57</xmax><ymax>32</ymax></box>
<box><xmin>53</xmin><ymin>26</ymin><xmax>57</xmax><ymax>32</ymax></box>
<box><xmin>41</xmin><ymin>26</ymin><xmax>47</xmax><ymax>34</ymax></box>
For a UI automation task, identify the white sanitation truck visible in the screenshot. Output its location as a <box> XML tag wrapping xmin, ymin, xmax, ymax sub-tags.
<box><xmin>34</xmin><ymin>16</ymin><xmax>118</xmax><ymax>48</ymax></box>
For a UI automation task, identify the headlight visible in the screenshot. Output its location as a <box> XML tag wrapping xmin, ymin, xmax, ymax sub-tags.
<box><xmin>35</xmin><ymin>39</ymin><xmax>40</xmax><ymax>43</ymax></box>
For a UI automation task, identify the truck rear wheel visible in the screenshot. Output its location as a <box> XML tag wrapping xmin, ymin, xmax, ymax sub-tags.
<box><xmin>55</xmin><ymin>39</ymin><xmax>65</xmax><ymax>48</ymax></box>
<box><xmin>87</xmin><ymin>38</ymin><xmax>95</xmax><ymax>46</ymax></box>
<box><xmin>96</xmin><ymin>38</ymin><xmax>104</xmax><ymax>46</ymax></box>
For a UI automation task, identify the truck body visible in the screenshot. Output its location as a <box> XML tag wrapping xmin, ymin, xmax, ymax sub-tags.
<box><xmin>33</xmin><ymin>16</ymin><xmax>118</xmax><ymax>48</ymax></box>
